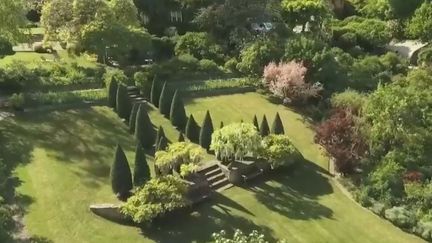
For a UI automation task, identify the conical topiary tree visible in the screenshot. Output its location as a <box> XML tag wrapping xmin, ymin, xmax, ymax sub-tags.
<box><xmin>185</xmin><ymin>114</ymin><xmax>199</xmax><ymax>143</ymax></box>
<box><xmin>271</xmin><ymin>112</ymin><xmax>285</xmax><ymax>135</ymax></box>
<box><xmin>110</xmin><ymin>144</ymin><xmax>133</xmax><ymax>200</ymax></box>
<box><xmin>159</xmin><ymin>82</ymin><xmax>172</xmax><ymax>117</ymax></box>
<box><xmin>199</xmin><ymin>110</ymin><xmax>214</xmax><ymax>151</ymax></box>
<box><xmin>253</xmin><ymin>115</ymin><xmax>260</xmax><ymax>131</ymax></box>
<box><xmin>260</xmin><ymin>115</ymin><xmax>270</xmax><ymax>137</ymax></box>
<box><xmin>108</xmin><ymin>77</ymin><xmax>118</xmax><ymax>109</ymax></box>
<box><xmin>133</xmin><ymin>143</ymin><xmax>150</xmax><ymax>187</ymax></box>
<box><xmin>170</xmin><ymin>90</ymin><xmax>187</xmax><ymax>130</ymax></box>
<box><xmin>156</xmin><ymin>136</ymin><xmax>168</xmax><ymax>151</ymax></box>
<box><xmin>135</xmin><ymin>104</ymin><xmax>155</xmax><ymax>149</ymax></box>
<box><xmin>116</xmin><ymin>84</ymin><xmax>132</xmax><ymax>121</ymax></box>
<box><xmin>178</xmin><ymin>133</ymin><xmax>185</xmax><ymax>142</ymax></box>
<box><xmin>220</xmin><ymin>121</ymin><xmax>224</xmax><ymax>129</ymax></box>
<box><xmin>129</xmin><ymin>103</ymin><xmax>139</xmax><ymax>133</ymax></box>
<box><xmin>150</xmin><ymin>77</ymin><xmax>161</xmax><ymax>107</ymax></box>
<box><xmin>155</xmin><ymin>126</ymin><xmax>166</xmax><ymax>148</ymax></box>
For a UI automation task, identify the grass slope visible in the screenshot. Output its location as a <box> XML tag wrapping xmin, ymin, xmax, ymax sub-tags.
<box><xmin>6</xmin><ymin>94</ymin><xmax>423</xmax><ymax>242</ymax></box>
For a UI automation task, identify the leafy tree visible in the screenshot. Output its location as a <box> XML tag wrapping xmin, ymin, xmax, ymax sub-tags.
<box><xmin>158</xmin><ymin>82</ymin><xmax>172</xmax><ymax>117</ymax></box>
<box><xmin>120</xmin><ymin>175</ymin><xmax>189</xmax><ymax>223</ymax></box>
<box><xmin>0</xmin><ymin>0</ymin><xmax>26</xmax><ymax>42</ymax></box>
<box><xmin>133</xmin><ymin>143</ymin><xmax>150</xmax><ymax>187</ymax></box>
<box><xmin>150</xmin><ymin>77</ymin><xmax>161</xmax><ymax>107</ymax></box>
<box><xmin>237</xmin><ymin>39</ymin><xmax>283</xmax><ymax>76</ymax></box>
<box><xmin>283</xmin><ymin>34</ymin><xmax>326</xmax><ymax>67</ymax></box>
<box><xmin>108</xmin><ymin>76</ymin><xmax>118</xmax><ymax>108</ymax></box>
<box><xmin>155</xmin><ymin>142</ymin><xmax>205</xmax><ymax>175</ymax></box>
<box><xmin>281</xmin><ymin>0</ymin><xmax>329</xmax><ymax>31</ymax></box>
<box><xmin>253</xmin><ymin>115</ymin><xmax>260</xmax><ymax>131</ymax></box>
<box><xmin>271</xmin><ymin>112</ymin><xmax>284</xmax><ymax>135</ymax></box>
<box><xmin>211</xmin><ymin>123</ymin><xmax>262</xmax><ymax>161</ymax></box>
<box><xmin>110</xmin><ymin>145</ymin><xmax>133</xmax><ymax>199</ymax></box>
<box><xmin>155</xmin><ymin>126</ymin><xmax>166</xmax><ymax>149</ymax></box>
<box><xmin>185</xmin><ymin>115</ymin><xmax>200</xmax><ymax>143</ymax></box>
<box><xmin>108</xmin><ymin>0</ymin><xmax>139</xmax><ymax>26</ymax></box>
<box><xmin>134</xmin><ymin>71</ymin><xmax>152</xmax><ymax>99</ymax></box>
<box><xmin>170</xmin><ymin>90</ymin><xmax>187</xmax><ymax>130</ymax></box>
<box><xmin>129</xmin><ymin>103</ymin><xmax>139</xmax><ymax>133</ymax></box>
<box><xmin>389</xmin><ymin>0</ymin><xmax>424</xmax><ymax>19</ymax></box>
<box><xmin>175</xmin><ymin>32</ymin><xmax>224</xmax><ymax>63</ymax></box>
<box><xmin>135</xmin><ymin>104</ymin><xmax>155</xmax><ymax>149</ymax></box>
<box><xmin>178</xmin><ymin>133</ymin><xmax>185</xmax><ymax>142</ymax></box>
<box><xmin>116</xmin><ymin>84</ymin><xmax>132</xmax><ymax>121</ymax></box>
<box><xmin>260</xmin><ymin>115</ymin><xmax>270</xmax><ymax>137</ymax></box>
<box><xmin>0</xmin><ymin>38</ymin><xmax>14</xmax><ymax>58</ymax></box>
<box><xmin>261</xmin><ymin>135</ymin><xmax>303</xmax><ymax>169</ymax></box>
<box><xmin>407</xmin><ymin>2</ymin><xmax>432</xmax><ymax>41</ymax></box>
<box><xmin>199</xmin><ymin>111</ymin><xmax>214</xmax><ymax>150</ymax></box>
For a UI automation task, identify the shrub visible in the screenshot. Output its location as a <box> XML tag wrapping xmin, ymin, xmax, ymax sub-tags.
<box><xmin>129</xmin><ymin>103</ymin><xmax>139</xmax><ymax>133</ymax></box>
<box><xmin>135</xmin><ymin>104</ymin><xmax>155</xmax><ymax>149</ymax></box>
<box><xmin>174</xmin><ymin>32</ymin><xmax>224</xmax><ymax>62</ymax></box>
<box><xmin>199</xmin><ymin>110</ymin><xmax>214</xmax><ymax>151</ymax></box>
<box><xmin>155</xmin><ymin>142</ymin><xmax>205</xmax><ymax>175</ymax></box>
<box><xmin>211</xmin><ymin>123</ymin><xmax>261</xmax><ymax>161</ymax></box>
<box><xmin>212</xmin><ymin>229</ymin><xmax>270</xmax><ymax>243</ymax></box>
<box><xmin>155</xmin><ymin>126</ymin><xmax>166</xmax><ymax>149</ymax></box>
<box><xmin>185</xmin><ymin>115</ymin><xmax>200</xmax><ymax>143</ymax></box>
<box><xmin>0</xmin><ymin>38</ymin><xmax>14</xmax><ymax>57</ymax></box>
<box><xmin>418</xmin><ymin>47</ymin><xmax>432</xmax><ymax>67</ymax></box>
<box><xmin>108</xmin><ymin>76</ymin><xmax>118</xmax><ymax>108</ymax></box>
<box><xmin>271</xmin><ymin>112</ymin><xmax>284</xmax><ymax>135</ymax></box>
<box><xmin>260</xmin><ymin>135</ymin><xmax>303</xmax><ymax>169</ymax></box>
<box><xmin>156</xmin><ymin>136</ymin><xmax>168</xmax><ymax>152</ymax></box>
<box><xmin>104</xmin><ymin>68</ymin><xmax>128</xmax><ymax>86</ymax></box>
<box><xmin>170</xmin><ymin>90</ymin><xmax>187</xmax><ymax>130</ymax></box>
<box><xmin>260</xmin><ymin>115</ymin><xmax>270</xmax><ymax>137</ymax></box>
<box><xmin>198</xmin><ymin>59</ymin><xmax>220</xmax><ymax>73</ymax></box>
<box><xmin>25</xmin><ymin>89</ymin><xmax>106</xmax><ymax>107</ymax></box>
<box><xmin>158</xmin><ymin>82</ymin><xmax>172</xmax><ymax>117</ymax></box>
<box><xmin>370</xmin><ymin>202</ymin><xmax>387</xmax><ymax>216</ymax></box>
<box><xmin>414</xmin><ymin>221</ymin><xmax>432</xmax><ymax>241</ymax></box>
<box><xmin>33</xmin><ymin>42</ymin><xmax>51</xmax><ymax>53</ymax></box>
<box><xmin>178</xmin><ymin>133</ymin><xmax>185</xmax><ymax>142</ymax></box>
<box><xmin>116</xmin><ymin>84</ymin><xmax>132</xmax><ymax>121</ymax></box>
<box><xmin>120</xmin><ymin>175</ymin><xmax>189</xmax><ymax>223</ymax></box>
<box><xmin>180</xmin><ymin>163</ymin><xmax>199</xmax><ymax>178</ymax></box>
<box><xmin>237</xmin><ymin>39</ymin><xmax>283</xmax><ymax>76</ymax></box>
<box><xmin>253</xmin><ymin>115</ymin><xmax>260</xmax><ymax>131</ymax></box>
<box><xmin>110</xmin><ymin>145</ymin><xmax>133</xmax><ymax>199</ymax></box>
<box><xmin>150</xmin><ymin>77</ymin><xmax>161</xmax><ymax>107</ymax></box>
<box><xmin>9</xmin><ymin>93</ymin><xmax>25</xmax><ymax>110</ymax></box>
<box><xmin>134</xmin><ymin>71</ymin><xmax>152</xmax><ymax>98</ymax></box>
<box><xmin>384</xmin><ymin>206</ymin><xmax>416</xmax><ymax>229</ymax></box>
<box><xmin>133</xmin><ymin>143</ymin><xmax>150</xmax><ymax>187</ymax></box>
<box><xmin>224</xmin><ymin>58</ymin><xmax>238</xmax><ymax>73</ymax></box>
<box><xmin>331</xmin><ymin>89</ymin><xmax>366</xmax><ymax>112</ymax></box>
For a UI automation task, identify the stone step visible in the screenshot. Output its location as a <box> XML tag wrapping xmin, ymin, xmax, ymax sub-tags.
<box><xmin>199</xmin><ymin>164</ymin><xmax>219</xmax><ymax>175</ymax></box>
<box><xmin>210</xmin><ymin>178</ymin><xmax>230</xmax><ymax>191</ymax></box>
<box><xmin>203</xmin><ymin>168</ymin><xmax>222</xmax><ymax>178</ymax></box>
<box><xmin>207</xmin><ymin>173</ymin><xmax>225</xmax><ymax>184</ymax></box>
<box><xmin>127</xmin><ymin>86</ymin><xmax>139</xmax><ymax>92</ymax></box>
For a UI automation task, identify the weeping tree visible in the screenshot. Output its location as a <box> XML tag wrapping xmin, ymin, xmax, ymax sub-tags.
<box><xmin>110</xmin><ymin>144</ymin><xmax>133</xmax><ymax>200</ymax></box>
<box><xmin>129</xmin><ymin>103</ymin><xmax>139</xmax><ymax>133</ymax></box>
<box><xmin>260</xmin><ymin>115</ymin><xmax>270</xmax><ymax>137</ymax></box>
<box><xmin>170</xmin><ymin>90</ymin><xmax>188</xmax><ymax>130</ymax></box>
<box><xmin>271</xmin><ymin>112</ymin><xmax>285</xmax><ymax>135</ymax></box>
<box><xmin>185</xmin><ymin>114</ymin><xmax>200</xmax><ymax>143</ymax></box>
<box><xmin>199</xmin><ymin>111</ymin><xmax>214</xmax><ymax>151</ymax></box>
<box><xmin>135</xmin><ymin>104</ymin><xmax>155</xmax><ymax>149</ymax></box>
<box><xmin>108</xmin><ymin>77</ymin><xmax>118</xmax><ymax>109</ymax></box>
<box><xmin>253</xmin><ymin>115</ymin><xmax>260</xmax><ymax>131</ymax></box>
<box><xmin>210</xmin><ymin>123</ymin><xmax>262</xmax><ymax>161</ymax></box>
<box><xmin>159</xmin><ymin>82</ymin><xmax>172</xmax><ymax>117</ymax></box>
<box><xmin>133</xmin><ymin>143</ymin><xmax>151</xmax><ymax>187</ymax></box>
<box><xmin>116</xmin><ymin>84</ymin><xmax>132</xmax><ymax>121</ymax></box>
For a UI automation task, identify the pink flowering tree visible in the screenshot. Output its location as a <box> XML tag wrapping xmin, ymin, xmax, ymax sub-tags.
<box><xmin>263</xmin><ymin>61</ymin><xmax>322</xmax><ymax>104</ymax></box>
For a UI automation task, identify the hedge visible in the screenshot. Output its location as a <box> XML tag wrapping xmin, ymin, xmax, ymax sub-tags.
<box><xmin>24</xmin><ymin>89</ymin><xmax>107</xmax><ymax>107</ymax></box>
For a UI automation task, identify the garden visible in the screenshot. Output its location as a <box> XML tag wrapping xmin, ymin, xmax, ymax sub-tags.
<box><xmin>1</xmin><ymin>0</ymin><xmax>432</xmax><ymax>242</ymax></box>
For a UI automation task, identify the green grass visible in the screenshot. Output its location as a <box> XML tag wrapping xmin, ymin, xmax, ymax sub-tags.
<box><xmin>7</xmin><ymin>93</ymin><xmax>424</xmax><ymax>242</ymax></box>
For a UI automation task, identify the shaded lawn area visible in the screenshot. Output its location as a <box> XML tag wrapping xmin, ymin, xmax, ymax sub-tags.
<box><xmin>5</xmin><ymin>98</ymin><xmax>424</xmax><ymax>242</ymax></box>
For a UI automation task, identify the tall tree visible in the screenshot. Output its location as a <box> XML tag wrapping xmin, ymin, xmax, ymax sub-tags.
<box><xmin>110</xmin><ymin>145</ymin><xmax>133</xmax><ymax>199</ymax></box>
<box><xmin>271</xmin><ymin>112</ymin><xmax>285</xmax><ymax>135</ymax></box>
<box><xmin>0</xmin><ymin>0</ymin><xmax>26</xmax><ymax>42</ymax></box>
<box><xmin>150</xmin><ymin>77</ymin><xmax>161</xmax><ymax>107</ymax></box>
<box><xmin>158</xmin><ymin>82</ymin><xmax>172</xmax><ymax>117</ymax></box>
<box><xmin>170</xmin><ymin>90</ymin><xmax>187</xmax><ymax>130</ymax></box>
<box><xmin>155</xmin><ymin>126</ymin><xmax>166</xmax><ymax>148</ymax></box>
<box><xmin>133</xmin><ymin>143</ymin><xmax>150</xmax><ymax>187</ymax></box>
<box><xmin>108</xmin><ymin>76</ymin><xmax>118</xmax><ymax>109</ymax></box>
<box><xmin>116</xmin><ymin>84</ymin><xmax>132</xmax><ymax>121</ymax></box>
<box><xmin>185</xmin><ymin>114</ymin><xmax>200</xmax><ymax>143</ymax></box>
<box><xmin>407</xmin><ymin>2</ymin><xmax>432</xmax><ymax>42</ymax></box>
<box><xmin>200</xmin><ymin>111</ymin><xmax>214</xmax><ymax>150</ymax></box>
<box><xmin>129</xmin><ymin>103</ymin><xmax>140</xmax><ymax>133</ymax></box>
<box><xmin>260</xmin><ymin>115</ymin><xmax>270</xmax><ymax>137</ymax></box>
<box><xmin>253</xmin><ymin>115</ymin><xmax>259</xmax><ymax>131</ymax></box>
<box><xmin>135</xmin><ymin>104</ymin><xmax>155</xmax><ymax>149</ymax></box>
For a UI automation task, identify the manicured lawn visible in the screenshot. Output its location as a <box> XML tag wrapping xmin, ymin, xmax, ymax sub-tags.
<box><xmin>6</xmin><ymin>94</ymin><xmax>424</xmax><ymax>242</ymax></box>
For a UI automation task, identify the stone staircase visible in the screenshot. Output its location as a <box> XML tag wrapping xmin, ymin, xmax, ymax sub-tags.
<box><xmin>127</xmin><ymin>86</ymin><xmax>147</xmax><ymax>104</ymax></box>
<box><xmin>199</xmin><ymin>164</ymin><xmax>233</xmax><ymax>192</ymax></box>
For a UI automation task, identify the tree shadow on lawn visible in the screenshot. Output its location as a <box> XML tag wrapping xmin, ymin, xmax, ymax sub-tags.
<box><xmin>248</xmin><ymin>160</ymin><xmax>334</xmax><ymax>221</ymax></box>
<box><xmin>142</xmin><ymin>196</ymin><xmax>275</xmax><ymax>243</ymax></box>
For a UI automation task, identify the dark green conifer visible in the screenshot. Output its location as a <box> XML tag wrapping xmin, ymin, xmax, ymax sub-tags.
<box><xmin>108</xmin><ymin>77</ymin><xmax>118</xmax><ymax>109</ymax></box>
<box><xmin>178</xmin><ymin>133</ymin><xmax>185</xmax><ymax>142</ymax></box>
<box><xmin>155</xmin><ymin>126</ymin><xmax>166</xmax><ymax>148</ymax></box>
<box><xmin>150</xmin><ymin>77</ymin><xmax>161</xmax><ymax>107</ymax></box>
<box><xmin>110</xmin><ymin>145</ymin><xmax>133</xmax><ymax>200</ymax></box>
<box><xmin>253</xmin><ymin>115</ymin><xmax>260</xmax><ymax>131</ymax></box>
<box><xmin>199</xmin><ymin>110</ymin><xmax>214</xmax><ymax>151</ymax></box>
<box><xmin>220</xmin><ymin>121</ymin><xmax>224</xmax><ymax>129</ymax></box>
<box><xmin>170</xmin><ymin>90</ymin><xmax>187</xmax><ymax>130</ymax></box>
<box><xmin>134</xmin><ymin>104</ymin><xmax>155</xmax><ymax>149</ymax></box>
<box><xmin>260</xmin><ymin>115</ymin><xmax>270</xmax><ymax>137</ymax></box>
<box><xmin>156</xmin><ymin>136</ymin><xmax>168</xmax><ymax>151</ymax></box>
<box><xmin>271</xmin><ymin>112</ymin><xmax>285</xmax><ymax>135</ymax></box>
<box><xmin>116</xmin><ymin>84</ymin><xmax>132</xmax><ymax>120</ymax></box>
<box><xmin>185</xmin><ymin>114</ymin><xmax>199</xmax><ymax>143</ymax></box>
<box><xmin>158</xmin><ymin>82</ymin><xmax>172</xmax><ymax>117</ymax></box>
<box><xmin>129</xmin><ymin>103</ymin><xmax>139</xmax><ymax>133</ymax></box>
<box><xmin>133</xmin><ymin>143</ymin><xmax>150</xmax><ymax>187</ymax></box>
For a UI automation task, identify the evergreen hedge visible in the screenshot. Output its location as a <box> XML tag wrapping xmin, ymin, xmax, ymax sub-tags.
<box><xmin>108</xmin><ymin>77</ymin><xmax>118</xmax><ymax>109</ymax></box>
<box><xmin>133</xmin><ymin>143</ymin><xmax>150</xmax><ymax>187</ymax></box>
<box><xmin>159</xmin><ymin>82</ymin><xmax>172</xmax><ymax>117</ymax></box>
<box><xmin>156</xmin><ymin>136</ymin><xmax>168</xmax><ymax>151</ymax></box>
<box><xmin>170</xmin><ymin>90</ymin><xmax>187</xmax><ymax>130</ymax></box>
<box><xmin>116</xmin><ymin>84</ymin><xmax>132</xmax><ymax>121</ymax></box>
<box><xmin>271</xmin><ymin>112</ymin><xmax>285</xmax><ymax>135</ymax></box>
<box><xmin>260</xmin><ymin>115</ymin><xmax>270</xmax><ymax>137</ymax></box>
<box><xmin>185</xmin><ymin>114</ymin><xmax>200</xmax><ymax>143</ymax></box>
<box><xmin>199</xmin><ymin>110</ymin><xmax>214</xmax><ymax>150</ymax></box>
<box><xmin>129</xmin><ymin>103</ymin><xmax>139</xmax><ymax>133</ymax></box>
<box><xmin>155</xmin><ymin>126</ymin><xmax>166</xmax><ymax>148</ymax></box>
<box><xmin>135</xmin><ymin>104</ymin><xmax>155</xmax><ymax>149</ymax></box>
<box><xmin>110</xmin><ymin>145</ymin><xmax>133</xmax><ymax>200</ymax></box>
<box><xmin>253</xmin><ymin>115</ymin><xmax>260</xmax><ymax>131</ymax></box>
<box><xmin>150</xmin><ymin>77</ymin><xmax>161</xmax><ymax>107</ymax></box>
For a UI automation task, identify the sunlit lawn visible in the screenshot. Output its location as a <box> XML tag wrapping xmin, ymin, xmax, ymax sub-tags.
<box><xmin>6</xmin><ymin>94</ymin><xmax>424</xmax><ymax>242</ymax></box>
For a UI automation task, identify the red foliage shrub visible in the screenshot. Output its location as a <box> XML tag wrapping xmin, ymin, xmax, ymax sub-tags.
<box><xmin>403</xmin><ymin>171</ymin><xmax>423</xmax><ymax>183</ymax></box>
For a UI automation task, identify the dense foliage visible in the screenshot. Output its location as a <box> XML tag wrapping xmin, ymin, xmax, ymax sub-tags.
<box><xmin>135</xmin><ymin>104</ymin><xmax>155</xmax><ymax>149</ymax></box>
<box><xmin>170</xmin><ymin>90</ymin><xmax>188</xmax><ymax>130</ymax></box>
<box><xmin>199</xmin><ymin>110</ymin><xmax>214</xmax><ymax>151</ymax></box>
<box><xmin>154</xmin><ymin>142</ymin><xmax>205</xmax><ymax>175</ymax></box>
<box><xmin>260</xmin><ymin>135</ymin><xmax>303</xmax><ymax>169</ymax></box>
<box><xmin>133</xmin><ymin>143</ymin><xmax>150</xmax><ymax>187</ymax></box>
<box><xmin>110</xmin><ymin>145</ymin><xmax>133</xmax><ymax>199</ymax></box>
